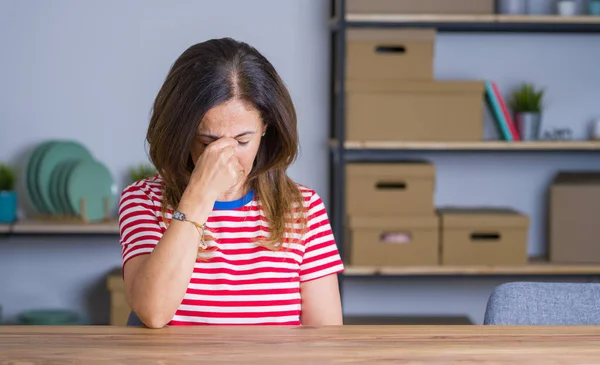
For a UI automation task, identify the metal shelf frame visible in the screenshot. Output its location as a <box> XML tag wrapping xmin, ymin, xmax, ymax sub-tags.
<box><xmin>327</xmin><ymin>0</ymin><xmax>600</xmax><ymax>301</ymax></box>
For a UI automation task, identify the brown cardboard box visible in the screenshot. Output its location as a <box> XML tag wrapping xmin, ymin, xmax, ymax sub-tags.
<box><xmin>439</xmin><ymin>208</ymin><xmax>529</xmax><ymax>266</ymax></box>
<box><xmin>346</xmin><ymin>162</ymin><xmax>435</xmax><ymax>216</ymax></box>
<box><xmin>346</xmin><ymin>28</ymin><xmax>435</xmax><ymax>81</ymax></box>
<box><xmin>346</xmin><ymin>215</ymin><xmax>439</xmax><ymax>266</ymax></box>
<box><xmin>346</xmin><ymin>79</ymin><xmax>485</xmax><ymax>141</ymax></box>
<box><xmin>549</xmin><ymin>172</ymin><xmax>600</xmax><ymax>264</ymax></box>
<box><xmin>346</xmin><ymin>0</ymin><xmax>495</xmax><ymax>14</ymax></box>
<box><xmin>107</xmin><ymin>269</ymin><xmax>130</xmax><ymax>326</ymax></box>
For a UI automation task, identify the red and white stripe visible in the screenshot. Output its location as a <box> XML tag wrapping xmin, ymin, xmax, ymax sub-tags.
<box><xmin>118</xmin><ymin>175</ymin><xmax>344</xmax><ymax>325</ymax></box>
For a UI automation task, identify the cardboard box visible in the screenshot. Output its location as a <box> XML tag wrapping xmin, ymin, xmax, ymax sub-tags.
<box><xmin>346</xmin><ymin>28</ymin><xmax>435</xmax><ymax>81</ymax></box>
<box><xmin>346</xmin><ymin>162</ymin><xmax>435</xmax><ymax>216</ymax></box>
<box><xmin>346</xmin><ymin>79</ymin><xmax>485</xmax><ymax>141</ymax></box>
<box><xmin>549</xmin><ymin>172</ymin><xmax>600</xmax><ymax>264</ymax></box>
<box><xmin>107</xmin><ymin>269</ymin><xmax>130</xmax><ymax>326</ymax></box>
<box><xmin>346</xmin><ymin>0</ymin><xmax>495</xmax><ymax>14</ymax></box>
<box><xmin>346</xmin><ymin>215</ymin><xmax>439</xmax><ymax>266</ymax></box>
<box><xmin>439</xmin><ymin>208</ymin><xmax>529</xmax><ymax>266</ymax></box>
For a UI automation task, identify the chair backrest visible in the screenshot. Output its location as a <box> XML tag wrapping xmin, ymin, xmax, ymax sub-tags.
<box><xmin>484</xmin><ymin>282</ymin><xmax>600</xmax><ymax>325</ymax></box>
<box><xmin>126</xmin><ymin>311</ymin><xmax>144</xmax><ymax>326</ymax></box>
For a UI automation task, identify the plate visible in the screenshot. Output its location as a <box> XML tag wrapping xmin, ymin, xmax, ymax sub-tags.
<box><xmin>66</xmin><ymin>160</ymin><xmax>117</xmax><ymax>222</ymax></box>
<box><xmin>58</xmin><ymin>160</ymin><xmax>80</xmax><ymax>216</ymax></box>
<box><xmin>18</xmin><ymin>309</ymin><xmax>83</xmax><ymax>325</ymax></box>
<box><xmin>49</xmin><ymin>160</ymin><xmax>77</xmax><ymax>216</ymax></box>
<box><xmin>48</xmin><ymin>160</ymin><xmax>65</xmax><ymax>215</ymax></box>
<box><xmin>25</xmin><ymin>141</ymin><xmax>55</xmax><ymax>214</ymax></box>
<box><xmin>36</xmin><ymin>141</ymin><xmax>93</xmax><ymax>215</ymax></box>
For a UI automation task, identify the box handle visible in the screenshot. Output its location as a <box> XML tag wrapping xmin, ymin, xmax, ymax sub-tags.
<box><xmin>375</xmin><ymin>45</ymin><xmax>406</xmax><ymax>55</ymax></box>
<box><xmin>375</xmin><ymin>181</ymin><xmax>406</xmax><ymax>190</ymax></box>
<box><xmin>470</xmin><ymin>232</ymin><xmax>501</xmax><ymax>242</ymax></box>
<box><xmin>380</xmin><ymin>232</ymin><xmax>412</xmax><ymax>244</ymax></box>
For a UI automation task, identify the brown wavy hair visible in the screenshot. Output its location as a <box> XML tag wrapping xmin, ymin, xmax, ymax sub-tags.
<box><xmin>146</xmin><ymin>38</ymin><xmax>306</xmax><ymax>249</ymax></box>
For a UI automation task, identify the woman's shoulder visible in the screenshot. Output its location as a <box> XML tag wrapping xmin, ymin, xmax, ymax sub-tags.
<box><xmin>120</xmin><ymin>174</ymin><xmax>164</xmax><ymax>204</ymax></box>
<box><xmin>295</xmin><ymin>183</ymin><xmax>326</xmax><ymax>209</ymax></box>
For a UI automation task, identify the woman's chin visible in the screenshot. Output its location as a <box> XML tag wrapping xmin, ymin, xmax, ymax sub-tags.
<box><xmin>218</xmin><ymin>180</ymin><xmax>249</xmax><ymax>201</ymax></box>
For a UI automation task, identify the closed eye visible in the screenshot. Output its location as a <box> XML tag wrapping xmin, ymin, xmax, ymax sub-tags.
<box><xmin>198</xmin><ymin>140</ymin><xmax>248</xmax><ymax>147</ymax></box>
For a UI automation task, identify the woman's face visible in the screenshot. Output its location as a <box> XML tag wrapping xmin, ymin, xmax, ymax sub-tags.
<box><xmin>192</xmin><ymin>98</ymin><xmax>266</xmax><ymax>191</ymax></box>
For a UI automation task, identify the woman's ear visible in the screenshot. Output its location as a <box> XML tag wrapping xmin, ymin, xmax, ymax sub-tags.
<box><xmin>261</xmin><ymin>124</ymin><xmax>267</xmax><ymax>137</ymax></box>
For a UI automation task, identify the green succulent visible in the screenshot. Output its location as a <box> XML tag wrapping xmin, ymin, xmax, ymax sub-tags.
<box><xmin>0</xmin><ymin>164</ymin><xmax>16</xmax><ymax>191</ymax></box>
<box><xmin>510</xmin><ymin>83</ymin><xmax>545</xmax><ymax>113</ymax></box>
<box><xmin>129</xmin><ymin>163</ymin><xmax>158</xmax><ymax>183</ymax></box>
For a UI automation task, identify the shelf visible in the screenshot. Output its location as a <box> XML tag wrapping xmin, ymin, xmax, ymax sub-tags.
<box><xmin>341</xmin><ymin>13</ymin><xmax>600</xmax><ymax>33</ymax></box>
<box><xmin>335</xmin><ymin>140</ymin><xmax>600</xmax><ymax>151</ymax></box>
<box><xmin>0</xmin><ymin>224</ymin><xmax>10</xmax><ymax>234</ymax></box>
<box><xmin>346</xmin><ymin>13</ymin><xmax>495</xmax><ymax>23</ymax></box>
<box><xmin>497</xmin><ymin>15</ymin><xmax>600</xmax><ymax>23</ymax></box>
<box><xmin>1</xmin><ymin>220</ymin><xmax>120</xmax><ymax>236</ymax></box>
<box><xmin>344</xmin><ymin>259</ymin><xmax>600</xmax><ymax>277</ymax></box>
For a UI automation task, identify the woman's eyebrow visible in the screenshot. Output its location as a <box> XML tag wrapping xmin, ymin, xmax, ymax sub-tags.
<box><xmin>197</xmin><ymin>131</ymin><xmax>256</xmax><ymax>140</ymax></box>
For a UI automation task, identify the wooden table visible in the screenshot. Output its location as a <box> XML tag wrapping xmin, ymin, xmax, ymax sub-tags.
<box><xmin>1</xmin><ymin>325</ymin><xmax>600</xmax><ymax>364</ymax></box>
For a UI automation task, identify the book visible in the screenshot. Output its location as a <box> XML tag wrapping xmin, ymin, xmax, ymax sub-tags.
<box><xmin>484</xmin><ymin>81</ymin><xmax>513</xmax><ymax>141</ymax></box>
<box><xmin>491</xmin><ymin>82</ymin><xmax>520</xmax><ymax>141</ymax></box>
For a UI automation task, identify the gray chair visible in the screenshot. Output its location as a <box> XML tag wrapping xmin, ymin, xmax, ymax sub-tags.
<box><xmin>484</xmin><ymin>282</ymin><xmax>600</xmax><ymax>325</ymax></box>
<box><xmin>127</xmin><ymin>311</ymin><xmax>144</xmax><ymax>326</ymax></box>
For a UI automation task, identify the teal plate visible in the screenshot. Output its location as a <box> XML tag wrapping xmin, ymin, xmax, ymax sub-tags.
<box><xmin>66</xmin><ymin>160</ymin><xmax>116</xmax><ymax>222</ymax></box>
<box><xmin>18</xmin><ymin>309</ymin><xmax>83</xmax><ymax>325</ymax></box>
<box><xmin>58</xmin><ymin>160</ymin><xmax>81</xmax><ymax>216</ymax></box>
<box><xmin>25</xmin><ymin>141</ymin><xmax>55</xmax><ymax>214</ymax></box>
<box><xmin>49</xmin><ymin>160</ymin><xmax>76</xmax><ymax>216</ymax></box>
<box><xmin>21</xmin><ymin>147</ymin><xmax>39</xmax><ymax>213</ymax></box>
<box><xmin>36</xmin><ymin>141</ymin><xmax>93</xmax><ymax>215</ymax></box>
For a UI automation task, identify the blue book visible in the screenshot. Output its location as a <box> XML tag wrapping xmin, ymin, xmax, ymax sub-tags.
<box><xmin>484</xmin><ymin>81</ymin><xmax>513</xmax><ymax>142</ymax></box>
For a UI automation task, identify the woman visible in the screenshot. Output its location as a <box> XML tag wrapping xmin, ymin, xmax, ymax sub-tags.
<box><xmin>118</xmin><ymin>38</ymin><xmax>345</xmax><ymax>328</ymax></box>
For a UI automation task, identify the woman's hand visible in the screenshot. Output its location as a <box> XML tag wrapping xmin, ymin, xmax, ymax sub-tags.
<box><xmin>180</xmin><ymin>138</ymin><xmax>244</xmax><ymax>214</ymax></box>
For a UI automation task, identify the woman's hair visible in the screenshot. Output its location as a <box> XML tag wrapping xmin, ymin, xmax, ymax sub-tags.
<box><xmin>146</xmin><ymin>38</ymin><xmax>306</xmax><ymax>249</ymax></box>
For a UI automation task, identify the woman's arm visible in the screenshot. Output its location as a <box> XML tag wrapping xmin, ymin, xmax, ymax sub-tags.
<box><xmin>122</xmin><ymin>138</ymin><xmax>242</xmax><ymax>328</ymax></box>
<box><xmin>122</xmin><ymin>195</ymin><xmax>214</xmax><ymax>329</ymax></box>
<box><xmin>298</xmin><ymin>190</ymin><xmax>345</xmax><ymax>326</ymax></box>
<box><xmin>300</xmin><ymin>274</ymin><xmax>343</xmax><ymax>325</ymax></box>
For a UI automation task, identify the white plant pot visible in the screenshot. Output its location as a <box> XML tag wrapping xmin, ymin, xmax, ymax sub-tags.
<box><xmin>557</xmin><ymin>0</ymin><xmax>577</xmax><ymax>16</ymax></box>
<box><xmin>590</xmin><ymin>118</ymin><xmax>600</xmax><ymax>140</ymax></box>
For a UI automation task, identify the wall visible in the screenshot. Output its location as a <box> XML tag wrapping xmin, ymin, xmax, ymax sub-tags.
<box><xmin>1</xmin><ymin>0</ymin><xmax>600</xmax><ymax>325</ymax></box>
<box><xmin>0</xmin><ymin>0</ymin><xmax>330</xmax><ymax>324</ymax></box>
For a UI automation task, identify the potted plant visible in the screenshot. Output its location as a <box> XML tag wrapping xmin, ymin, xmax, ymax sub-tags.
<box><xmin>509</xmin><ymin>83</ymin><xmax>545</xmax><ymax>141</ymax></box>
<box><xmin>590</xmin><ymin>0</ymin><xmax>600</xmax><ymax>15</ymax></box>
<box><xmin>129</xmin><ymin>163</ymin><xmax>158</xmax><ymax>184</ymax></box>
<box><xmin>0</xmin><ymin>163</ymin><xmax>17</xmax><ymax>223</ymax></box>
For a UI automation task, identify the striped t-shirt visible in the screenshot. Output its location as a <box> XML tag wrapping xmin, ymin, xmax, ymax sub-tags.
<box><xmin>118</xmin><ymin>175</ymin><xmax>345</xmax><ymax>325</ymax></box>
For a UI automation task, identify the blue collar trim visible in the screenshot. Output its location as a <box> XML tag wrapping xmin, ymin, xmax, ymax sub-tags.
<box><xmin>213</xmin><ymin>190</ymin><xmax>255</xmax><ymax>210</ymax></box>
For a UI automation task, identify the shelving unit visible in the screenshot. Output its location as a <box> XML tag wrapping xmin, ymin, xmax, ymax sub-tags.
<box><xmin>344</xmin><ymin>259</ymin><xmax>600</xmax><ymax>277</ymax></box>
<box><xmin>0</xmin><ymin>224</ymin><xmax>10</xmax><ymax>234</ymax></box>
<box><xmin>339</xmin><ymin>13</ymin><xmax>600</xmax><ymax>32</ymax></box>
<box><xmin>0</xmin><ymin>220</ymin><xmax>119</xmax><ymax>236</ymax></box>
<box><xmin>328</xmin><ymin>0</ymin><xmax>600</xmax><ymax>312</ymax></box>
<box><xmin>336</xmin><ymin>140</ymin><xmax>600</xmax><ymax>151</ymax></box>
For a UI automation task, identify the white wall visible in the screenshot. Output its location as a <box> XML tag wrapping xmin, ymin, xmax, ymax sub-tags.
<box><xmin>0</xmin><ymin>0</ymin><xmax>330</xmax><ymax>324</ymax></box>
<box><xmin>0</xmin><ymin>0</ymin><xmax>330</xmax><ymax>200</ymax></box>
<box><xmin>1</xmin><ymin>0</ymin><xmax>600</xmax><ymax>325</ymax></box>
